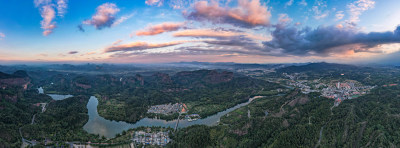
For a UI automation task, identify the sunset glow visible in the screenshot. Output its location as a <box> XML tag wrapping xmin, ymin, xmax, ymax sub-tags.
<box><xmin>1</xmin><ymin>0</ymin><xmax>400</xmax><ymax>64</ymax></box>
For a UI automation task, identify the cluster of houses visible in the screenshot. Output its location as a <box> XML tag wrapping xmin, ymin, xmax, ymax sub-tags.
<box><xmin>147</xmin><ymin>103</ymin><xmax>188</xmax><ymax>115</ymax></box>
<box><xmin>284</xmin><ymin>73</ymin><xmax>375</xmax><ymax>106</ymax></box>
<box><xmin>132</xmin><ymin>130</ymin><xmax>171</xmax><ymax>146</ymax></box>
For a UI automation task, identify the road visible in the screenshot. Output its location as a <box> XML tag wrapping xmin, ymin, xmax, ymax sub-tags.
<box><xmin>19</xmin><ymin>127</ymin><xmax>37</xmax><ymax>148</ymax></box>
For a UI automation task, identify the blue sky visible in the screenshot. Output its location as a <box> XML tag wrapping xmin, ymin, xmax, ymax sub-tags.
<box><xmin>0</xmin><ymin>0</ymin><xmax>400</xmax><ymax>63</ymax></box>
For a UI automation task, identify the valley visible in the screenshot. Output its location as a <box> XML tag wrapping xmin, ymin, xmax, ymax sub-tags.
<box><xmin>1</xmin><ymin>62</ymin><xmax>400</xmax><ymax>147</ymax></box>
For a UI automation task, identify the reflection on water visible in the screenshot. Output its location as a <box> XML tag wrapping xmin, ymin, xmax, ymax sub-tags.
<box><xmin>83</xmin><ymin>96</ymin><xmax>136</xmax><ymax>138</ymax></box>
<box><xmin>48</xmin><ymin>94</ymin><xmax>73</xmax><ymax>100</ymax></box>
<box><xmin>37</xmin><ymin>87</ymin><xmax>73</xmax><ymax>100</ymax></box>
<box><xmin>83</xmin><ymin>96</ymin><xmax>261</xmax><ymax>138</ymax></box>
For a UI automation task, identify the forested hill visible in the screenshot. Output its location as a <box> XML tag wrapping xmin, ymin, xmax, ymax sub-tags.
<box><xmin>0</xmin><ymin>70</ymin><xmax>29</xmax><ymax>79</ymax></box>
<box><xmin>43</xmin><ymin>69</ymin><xmax>280</xmax><ymax>95</ymax></box>
<box><xmin>39</xmin><ymin>69</ymin><xmax>282</xmax><ymax>123</ymax></box>
<box><xmin>277</xmin><ymin>62</ymin><xmax>360</xmax><ymax>74</ymax></box>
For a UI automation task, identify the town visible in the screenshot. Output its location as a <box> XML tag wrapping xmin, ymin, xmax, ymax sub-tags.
<box><xmin>283</xmin><ymin>73</ymin><xmax>375</xmax><ymax>106</ymax></box>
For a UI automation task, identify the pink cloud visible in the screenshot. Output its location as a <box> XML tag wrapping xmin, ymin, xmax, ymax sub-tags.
<box><xmin>0</xmin><ymin>32</ymin><xmax>5</xmax><ymax>40</ymax></box>
<box><xmin>105</xmin><ymin>41</ymin><xmax>191</xmax><ymax>53</ymax></box>
<box><xmin>40</xmin><ymin>5</ymin><xmax>56</xmax><ymax>36</ymax></box>
<box><xmin>173</xmin><ymin>29</ymin><xmax>239</xmax><ymax>38</ymax></box>
<box><xmin>186</xmin><ymin>0</ymin><xmax>271</xmax><ymax>28</ymax></box>
<box><xmin>346</xmin><ymin>0</ymin><xmax>375</xmax><ymax>27</ymax></box>
<box><xmin>145</xmin><ymin>0</ymin><xmax>164</xmax><ymax>6</ymax></box>
<box><xmin>173</xmin><ymin>29</ymin><xmax>269</xmax><ymax>41</ymax></box>
<box><xmin>34</xmin><ymin>0</ymin><xmax>68</xmax><ymax>36</ymax></box>
<box><xmin>56</xmin><ymin>0</ymin><xmax>68</xmax><ymax>17</ymax></box>
<box><xmin>135</xmin><ymin>22</ymin><xmax>185</xmax><ymax>36</ymax></box>
<box><xmin>83</xmin><ymin>3</ymin><xmax>120</xmax><ymax>29</ymax></box>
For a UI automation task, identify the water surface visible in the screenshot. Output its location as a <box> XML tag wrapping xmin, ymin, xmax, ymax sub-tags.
<box><xmin>48</xmin><ymin>94</ymin><xmax>74</xmax><ymax>100</ymax></box>
<box><xmin>37</xmin><ymin>87</ymin><xmax>73</xmax><ymax>100</ymax></box>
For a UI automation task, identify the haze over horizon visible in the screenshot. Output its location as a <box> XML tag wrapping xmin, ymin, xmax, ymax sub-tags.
<box><xmin>1</xmin><ymin>0</ymin><xmax>400</xmax><ymax>64</ymax></box>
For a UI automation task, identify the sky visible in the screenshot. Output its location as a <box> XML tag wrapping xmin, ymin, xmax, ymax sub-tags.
<box><xmin>0</xmin><ymin>0</ymin><xmax>400</xmax><ymax>64</ymax></box>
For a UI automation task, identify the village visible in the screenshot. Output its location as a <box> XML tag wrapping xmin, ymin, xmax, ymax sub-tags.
<box><xmin>147</xmin><ymin>103</ymin><xmax>187</xmax><ymax>115</ymax></box>
<box><xmin>147</xmin><ymin>102</ymin><xmax>201</xmax><ymax>121</ymax></box>
<box><xmin>132</xmin><ymin>130</ymin><xmax>171</xmax><ymax>146</ymax></box>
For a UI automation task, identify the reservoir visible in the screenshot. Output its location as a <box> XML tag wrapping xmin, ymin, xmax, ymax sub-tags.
<box><xmin>38</xmin><ymin>87</ymin><xmax>73</xmax><ymax>101</ymax></box>
<box><xmin>83</xmin><ymin>96</ymin><xmax>262</xmax><ymax>138</ymax></box>
<box><xmin>48</xmin><ymin>94</ymin><xmax>73</xmax><ymax>100</ymax></box>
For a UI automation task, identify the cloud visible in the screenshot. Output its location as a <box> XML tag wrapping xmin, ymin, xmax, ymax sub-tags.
<box><xmin>173</xmin><ymin>29</ymin><xmax>238</xmax><ymax>38</ymax></box>
<box><xmin>35</xmin><ymin>0</ymin><xmax>57</xmax><ymax>36</ymax></box>
<box><xmin>203</xmin><ymin>36</ymin><xmax>265</xmax><ymax>52</ymax></box>
<box><xmin>56</xmin><ymin>0</ymin><xmax>68</xmax><ymax>17</ymax></box>
<box><xmin>168</xmin><ymin>0</ymin><xmax>196</xmax><ymax>9</ymax></box>
<box><xmin>335</xmin><ymin>11</ymin><xmax>344</xmax><ymax>20</ymax></box>
<box><xmin>299</xmin><ymin>0</ymin><xmax>307</xmax><ymax>6</ymax></box>
<box><xmin>68</xmin><ymin>51</ymin><xmax>78</xmax><ymax>54</ymax></box>
<box><xmin>135</xmin><ymin>22</ymin><xmax>185</xmax><ymax>36</ymax></box>
<box><xmin>263</xmin><ymin>25</ymin><xmax>400</xmax><ymax>56</ymax></box>
<box><xmin>77</xmin><ymin>24</ymin><xmax>85</xmax><ymax>32</ymax></box>
<box><xmin>80</xmin><ymin>51</ymin><xmax>97</xmax><ymax>56</ymax></box>
<box><xmin>112</xmin><ymin>39</ymin><xmax>123</xmax><ymax>45</ymax></box>
<box><xmin>173</xmin><ymin>28</ymin><xmax>269</xmax><ymax>41</ymax></box>
<box><xmin>104</xmin><ymin>41</ymin><xmax>192</xmax><ymax>53</ymax></box>
<box><xmin>172</xmin><ymin>28</ymin><xmax>268</xmax><ymax>56</ymax></box>
<box><xmin>40</xmin><ymin>5</ymin><xmax>57</xmax><ymax>36</ymax></box>
<box><xmin>285</xmin><ymin>0</ymin><xmax>293</xmax><ymax>7</ymax></box>
<box><xmin>278</xmin><ymin>14</ymin><xmax>292</xmax><ymax>24</ymax></box>
<box><xmin>145</xmin><ymin>0</ymin><xmax>164</xmax><ymax>7</ymax></box>
<box><xmin>34</xmin><ymin>0</ymin><xmax>51</xmax><ymax>7</ymax></box>
<box><xmin>346</xmin><ymin>0</ymin><xmax>375</xmax><ymax>27</ymax></box>
<box><xmin>58</xmin><ymin>53</ymin><xmax>66</xmax><ymax>57</ymax></box>
<box><xmin>34</xmin><ymin>0</ymin><xmax>68</xmax><ymax>36</ymax></box>
<box><xmin>112</xmin><ymin>13</ymin><xmax>135</xmax><ymax>27</ymax></box>
<box><xmin>38</xmin><ymin>53</ymin><xmax>48</xmax><ymax>57</ymax></box>
<box><xmin>312</xmin><ymin>0</ymin><xmax>329</xmax><ymax>20</ymax></box>
<box><xmin>108</xmin><ymin>41</ymin><xmax>271</xmax><ymax>59</ymax></box>
<box><xmin>185</xmin><ymin>0</ymin><xmax>271</xmax><ymax>28</ymax></box>
<box><xmin>0</xmin><ymin>32</ymin><xmax>5</xmax><ymax>40</ymax></box>
<box><xmin>82</xmin><ymin>3</ymin><xmax>120</xmax><ymax>30</ymax></box>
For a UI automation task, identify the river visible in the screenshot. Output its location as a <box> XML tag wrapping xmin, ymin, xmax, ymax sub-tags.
<box><xmin>83</xmin><ymin>96</ymin><xmax>263</xmax><ymax>138</ymax></box>
<box><xmin>37</xmin><ymin>87</ymin><xmax>264</xmax><ymax>139</ymax></box>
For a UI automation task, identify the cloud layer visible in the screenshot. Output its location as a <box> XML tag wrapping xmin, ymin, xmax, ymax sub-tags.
<box><xmin>264</xmin><ymin>25</ymin><xmax>400</xmax><ymax>56</ymax></box>
<box><xmin>185</xmin><ymin>0</ymin><xmax>271</xmax><ymax>28</ymax></box>
<box><xmin>135</xmin><ymin>22</ymin><xmax>184</xmax><ymax>36</ymax></box>
<box><xmin>105</xmin><ymin>41</ymin><xmax>191</xmax><ymax>53</ymax></box>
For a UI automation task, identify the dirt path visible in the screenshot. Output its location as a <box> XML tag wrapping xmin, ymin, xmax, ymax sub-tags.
<box><xmin>314</xmin><ymin>126</ymin><xmax>324</xmax><ymax>148</ymax></box>
<box><xmin>31</xmin><ymin>114</ymin><xmax>36</xmax><ymax>124</ymax></box>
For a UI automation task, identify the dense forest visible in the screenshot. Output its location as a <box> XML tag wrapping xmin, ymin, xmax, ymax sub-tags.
<box><xmin>2</xmin><ymin>63</ymin><xmax>400</xmax><ymax>147</ymax></box>
<box><xmin>21</xmin><ymin>96</ymin><xmax>102</xmax><ymax>146</ymax></box>
<box><xmin>169</xmin><ymin>63</ymin><xmax>400</xmax><ymax>147</ymax></box>
<box><xmin>169</xmin><ymin>85</ymin><xmax>400</xmax><ymax>147</ymax></box>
